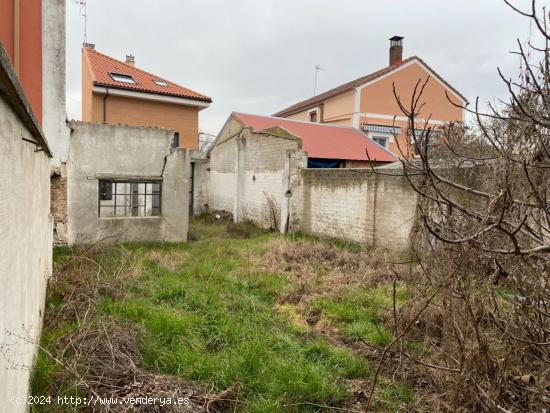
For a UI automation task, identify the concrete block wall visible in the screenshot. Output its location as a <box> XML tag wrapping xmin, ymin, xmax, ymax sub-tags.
<box><xmin>296</xmin><ymin>168</ymin><xmax>417</xmax><ymax>249</ymax></box>
<box><xmin>301</xmin><ymin>169</ymin><xmax>370</xmax><ymax>243</ymax></box>
<box><xmin>209</xmin><ymin>138</ymin><xmax>236</xmax><ymax>213</ymax></box>
<box><xmin>241</xmin><ymin>132</ymin><xmax>300</xmax><ymax>229</ymax></box>
<box><xmin>209</xmin><ymin>128</ymin><xmax>301</xmax><ymax>229</ymax></box>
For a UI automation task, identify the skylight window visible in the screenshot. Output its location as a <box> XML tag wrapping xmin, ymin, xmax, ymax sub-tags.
<box><xmin>110</xmin><ymin>73</ymin><xmax>136</xmax><ymax>84</ymax></box>
<box><xmin>154</xmin><ymin>80</ymin><xmax>168</xmax><ymax>87</ymax></box>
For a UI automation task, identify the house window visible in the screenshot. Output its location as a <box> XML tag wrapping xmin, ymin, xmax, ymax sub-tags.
<box><xmin>171</xmin><ymin>132</ymin><xmax>180</xmax><ymax>149</ymax></box>
<box><xmin>372</xmin><ymin>136</ymin><xmax>388</xmax><ymax>149</ymax></box>
<box><xmin>98</xmin><ymin>180</ymin><xmax>161</xmax><ymax>218</ymax></box>
<box><xmin>109</xmin><ymin>73</ymin><xmax>136</xmax><ymax>84</ymax></box>
<box><xmin>154</xmin><ymin>80</ymin><xmax>168</xmax><ymax>87</ymax></box>
<box><xmin>309</xmin><ymin>111</ymin><xmax>317</xmax><ymax>122</ymax></box>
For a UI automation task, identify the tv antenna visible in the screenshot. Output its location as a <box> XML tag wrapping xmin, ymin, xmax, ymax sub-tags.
<box><xmin>313</xmin><ymin>64</ymin><xmax>325</xmax><ymax>96</ymax></box>
<box><xmin>75</xmin><ymin>0</ymin><xmax>88</xmax><ymax>44</ymax></box>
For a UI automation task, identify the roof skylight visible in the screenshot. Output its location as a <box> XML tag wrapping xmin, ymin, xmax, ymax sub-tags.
<box><xmin>109</xmin><ymin>73</ymin><xmax>136</xmax><ymax>84</ymax></box>
<box><xmin>154</xmin><ymin>80</ymin><xmax>168</xmax><ymax>87</ymax></box>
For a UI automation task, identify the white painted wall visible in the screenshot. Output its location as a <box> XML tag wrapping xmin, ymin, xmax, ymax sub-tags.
<box><xmin>0</xmin><ymin>97</ymin><xmax>52</xmax><ymax>413</ymax></box>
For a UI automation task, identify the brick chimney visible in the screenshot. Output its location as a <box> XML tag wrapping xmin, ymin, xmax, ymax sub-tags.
<box><xmin>389</xmin><ymin>36</ymin><xmax>404</xmax><ymax>66</ymax></box>
<box><xmin>125</xmin><ymin>54</ymin><xmax>135</xmax><ymax>67</ymax></box>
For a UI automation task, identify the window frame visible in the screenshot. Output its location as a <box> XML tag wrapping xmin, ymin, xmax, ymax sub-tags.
<box><xmin>371</xmin><ymin>135</ymin><xmax>390</xmax><ymax>149</ymax></box>
<box><xmin>309</xmin><ymin>110</ymin><xmax>317</xmax><ymax>123</ymax></box>
<box><xmin>97</xmin><ymin>179</ymin><xmax>162</xmax><ymax>218</ymax></box>
<box><xmin>109</xmin><ymin>72</ymin><xmax>136</xmax><ymax>84</ymax></box>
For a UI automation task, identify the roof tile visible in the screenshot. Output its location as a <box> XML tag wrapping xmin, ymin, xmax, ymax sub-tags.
<box><xmin>234</xmin><ymin>113</ymin><xmax>397</xmax><ymax>163</ymax></box>
<box><xmin>84</xmin><ymin>47</ymin><xmax>211</xmax><ymax>102</ymax></box>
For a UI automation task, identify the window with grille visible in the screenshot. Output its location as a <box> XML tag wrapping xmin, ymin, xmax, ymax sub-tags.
<box><xmin>98</xmin><ymin>180</ymin><xmax>161</xmax><ymax>218</ymax></box>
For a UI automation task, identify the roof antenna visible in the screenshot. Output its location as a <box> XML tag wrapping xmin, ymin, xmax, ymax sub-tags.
<box><xmin>313</xmin><ymin>64</ymin><xmax>325</xmax><ymax>96</ymax></box>
<box><xmin>75</xmin><ymin>0</ymin><xmax>88</xmax><ymax>44</ymax></box>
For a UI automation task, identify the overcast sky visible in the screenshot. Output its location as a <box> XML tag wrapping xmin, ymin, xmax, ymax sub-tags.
<box><xmin>66</xmin><ymin>0</ymin><xmax>533</xmax><ymax>136</ymax></box>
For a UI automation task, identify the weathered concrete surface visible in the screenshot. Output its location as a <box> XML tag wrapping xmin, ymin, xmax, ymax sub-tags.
<box><xmin>42</xmin><ymin>0</ymin><xmax>70</xmax><ymax>166</ymax></box>
<box><xmin>0</xmin><ymin>47</ymin><xmax>52</xmax><ymax>413</ymax></box>
<box><xmin>67</xmin><ymin>122</ymin><xmax>190</xmax><ymax>245</ymax></box>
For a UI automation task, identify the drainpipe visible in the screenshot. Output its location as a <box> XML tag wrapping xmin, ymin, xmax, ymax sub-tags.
<box><xmin>103</xmin><ymin>88</ymin><xmax>110</xmax><ymax>123</ymax></box>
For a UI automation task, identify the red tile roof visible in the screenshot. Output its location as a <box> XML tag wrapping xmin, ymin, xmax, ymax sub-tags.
<box><xmin>273</xmin><ymin>56</ymin><xmax>466</xmax><ymax>117</ymax></box>
<box><xmin>233</xmin><ymin>113</ymin><xmax>397</xmax><ymax>163</ymax></box>
<box><xmin>83</xmin><ymin>47</ymin><xmax>212</xmax><ymax>102</ymax></box>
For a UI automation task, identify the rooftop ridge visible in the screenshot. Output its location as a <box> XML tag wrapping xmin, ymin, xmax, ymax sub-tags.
<box><xmin>84</xmin><ymin>47</ymin><xmax>212</xmax><ymax>102</ymax></box>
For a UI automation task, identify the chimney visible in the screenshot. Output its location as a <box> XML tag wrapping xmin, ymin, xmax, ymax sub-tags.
<box><xmin>389</xmin><ymin>36</ymin><xmax>404</xmax><ymax>66</ymax></box>
<box><xmin>125</xmin><ymin>54</ymin><xmax>135</xmax><ymax>67</ymax></box>
<box><xmin>83</xmin><ymin>43</ymin><xmax>95</xmax><ymax>50</ymax></box>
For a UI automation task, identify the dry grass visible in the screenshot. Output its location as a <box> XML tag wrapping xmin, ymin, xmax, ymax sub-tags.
<box><xmin>257</xmin><ymin>238</ymin><xmax>394</xmax><ymax>305</ymax></box>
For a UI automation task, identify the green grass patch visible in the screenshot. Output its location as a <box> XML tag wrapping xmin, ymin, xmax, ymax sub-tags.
<box><xmin>313</xmin><ymin>283</ymin><xmax>407</xmax><ymax>346</ymax></box>
<box><xmin>36</xmin><ymin>218</ymin><xmax>403</xmax><ymax>412</ymax></box>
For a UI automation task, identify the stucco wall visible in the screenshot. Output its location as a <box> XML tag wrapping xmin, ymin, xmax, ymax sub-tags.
<box><xmin>42</xmin><ymin>0</ymin><xmax>70</xmax><ymax>165</ymax></box>
<box><xmin>297</xmin><ymin>168</ymin><xmax>417</xmax><ymax>249</ymax></box>
<box><xmin>0</xmin><ymin>95</ymin><xmax>52</xmax><ymax>413</ymax></box>
<box><xmin>67</xmin><ymin>122</ymin><xmax>189</xmax><ymax>244</ymax></box>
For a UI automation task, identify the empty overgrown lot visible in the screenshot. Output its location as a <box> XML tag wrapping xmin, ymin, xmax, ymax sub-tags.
<box><xmin>32</xmin><ymin>216</ymin><xmax>415</xmax><ymax>412</ymax></box>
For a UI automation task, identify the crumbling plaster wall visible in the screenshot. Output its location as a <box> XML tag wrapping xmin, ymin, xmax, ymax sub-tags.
<box><xmin>0</xmin><ymin>90</ymin><xmax>52</xmax><ymax>413</ymax></box>
<box><xmin>67</xmin><ymin>122</ymin><xmax>189</xmax><ymax>245</ymax></box>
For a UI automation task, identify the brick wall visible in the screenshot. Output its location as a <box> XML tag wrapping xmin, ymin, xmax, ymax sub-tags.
<box><xmin>86</xmin><ymin>93</ymin><xmax>200</xmax><ymax>150</ymax></box>
<box><xmin>51</xmin><ymin>167</ymin><xmax>68</xmax><ymax>244</ymax></box>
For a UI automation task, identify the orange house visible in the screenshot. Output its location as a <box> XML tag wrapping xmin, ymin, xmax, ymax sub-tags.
<box><xmin>82</xmin><ymin>44</ymin><xmax>212</xmax><ymax>149</ymax></box>
<box><xmin>0</xmin><ymin>0</ymin><xmax>43</xmax><ymax>124</ymax></box>
<box><xmin>274</xmin><ymin>37</ymin><xmax>467</xmax><ymax>158</ymax></box>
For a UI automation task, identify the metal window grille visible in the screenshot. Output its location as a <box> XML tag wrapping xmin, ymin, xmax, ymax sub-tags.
<box><xmin>98</xmin><ymin>180</ymin><xmax>161</xmax><ymax>218</ymax></box>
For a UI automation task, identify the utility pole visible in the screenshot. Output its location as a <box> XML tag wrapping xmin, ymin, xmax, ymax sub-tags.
<box><xmin>313</xmin><ymin>64</ymin><xmax>325</xmax><ymax>96</ymax></box>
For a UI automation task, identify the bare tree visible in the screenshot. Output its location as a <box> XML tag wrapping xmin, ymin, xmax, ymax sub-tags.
<box><xmin>384</xmin><ymin>1</ymin><xmax>550</xmax><ymax>411</ymax></box>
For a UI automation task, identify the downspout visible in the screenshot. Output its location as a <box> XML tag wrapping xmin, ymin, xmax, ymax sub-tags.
<box><xmin>103</xmin><ymin>88</ymin><xmax>109</xmax><ymax>124</ymax></box>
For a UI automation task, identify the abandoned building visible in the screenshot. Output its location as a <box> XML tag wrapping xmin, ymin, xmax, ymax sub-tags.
<box><xmin>205</xmin><ymin>112</ymin><xmax>416</xmax><ymax>248</ymax></box>
<box><xmin>0</xmin><ymin>0</ymin><xmax>67</xmax><ymax>410</ymax></box>
<box><xmin>274</xmin><ymin>36</ymin><xmax>467</xmax><ymax>158</ymax></box>
<box><xmin>81</xmin><ymin>44</ymin><xmax>212</xmax><ymax>149</ymax></box>
<box><xmin>66</xmin><ymin>122</ymin><xmax>190</xmax><ymax>245</ymax></box>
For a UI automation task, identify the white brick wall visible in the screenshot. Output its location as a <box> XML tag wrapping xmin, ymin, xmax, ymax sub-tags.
<box><xmin>298</xmin><ymin>169</ymin><xmax>417</xmax><ymax>249</ymax></box>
